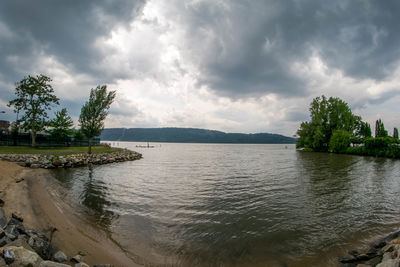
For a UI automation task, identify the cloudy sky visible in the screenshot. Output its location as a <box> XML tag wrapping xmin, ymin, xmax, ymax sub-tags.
<box><xmin>1</xmin><ymin>0</ymin><xmax>400</xmax><ymax>136</ymax></box>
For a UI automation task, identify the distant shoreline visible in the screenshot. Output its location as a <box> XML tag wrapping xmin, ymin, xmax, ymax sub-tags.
<box><xmin>100</xmin><ymin>127</ymin><xmax>296</xmax><ymax>144</ymax></box>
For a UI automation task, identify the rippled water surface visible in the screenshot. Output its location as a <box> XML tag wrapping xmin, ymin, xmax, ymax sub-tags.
<box><xmin>50</xmin><ymin>143</ymin><xmax>400</xmax><ymax>266</ymax></box>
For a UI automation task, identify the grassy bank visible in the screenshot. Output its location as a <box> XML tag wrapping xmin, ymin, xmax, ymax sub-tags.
<box><xmin>0</xmin><ymin>146</ymin><xmax>122</xmax><ymax>155</ymax></box>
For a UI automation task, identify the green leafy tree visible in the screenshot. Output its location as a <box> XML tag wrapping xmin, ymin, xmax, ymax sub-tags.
<box><xmin>72</xmin><ymin>128</ymin><xmax>85</xmax><ymax>141</ymax></box>
<box><xmin>49</xmin><ymin>108</ymin><xmax>74</xmax><ymax>139</ymax></box>
<box><xmin>7</xmin><ymin>75</ymin><xmax>59</xmax><ymax>147</ymax></box>
<box><xmin>375</xmin><ymin>119</ymin><xmax>388</xmax><ymax>138</ymax></box>
<box><xmin>359</xmin><ymin>121</ymin><xmax>372</xmax><ymax>138</ymax></box>
<box><xmin>296</xmin><ymin>95</ymin><xmax>359</xmax><ymax>151</ymax></box>
<box><xmin>329</xmin><ymin>130</ymin><xmax>352</xmax><ymax>152</ymax></box>
<box><xmin>393</xmin><ymin>128</ymin><xmax>399</xmax><ymax>139</ymax></box>
<box><xmin>79</xmin><ymin>85</ymin><xmax>116</xmax><ymax>154</ymax></box>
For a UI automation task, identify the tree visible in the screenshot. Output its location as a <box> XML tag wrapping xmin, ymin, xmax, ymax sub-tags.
<box><xmin>393</xmin><ymin>128</ymin><xmax>399</xmax><ymax>139</ymax></box>
<box><xmin>49</xmin><ymin>108</ymin><xmax>74</xmax><ymax>140</ymax></box>
<box><xmin>329</xmin><ymin>130</ymin><xmax>352</xmax><ymax>152</ymax></box>
<box><xmin>79</xmin><ymin>85</ymin><xmax>116</xmax><ymax>154</ymax></box>
<box><xmin>7</xmin><ymin>75</ymin><xmax>59</xmax><ymax>147</ymax></box>
<box><xmin>375</xmin><ymin>119</ymin><xmax>388</xmax><ymax>138</ymax></box>
<box><xmin>296</xmin><ymin>95</ymin><xmax>359</xmax><ymax>151</ymax></box>
<box><xmin>358</xmin><ymin>121</ymin><xmax>372</xmax><ymax>139</ymax></box>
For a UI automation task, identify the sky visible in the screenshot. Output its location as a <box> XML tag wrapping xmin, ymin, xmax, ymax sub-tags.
<box><xmin>1</xmin><ymin>0</ymin><xmax>400</xmax><ymax>137</ymax></box>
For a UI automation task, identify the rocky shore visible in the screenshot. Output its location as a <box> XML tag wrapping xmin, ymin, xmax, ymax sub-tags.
<box><xmin>0</xmin><ymin>150</ymin><xmax>142</xmax><ymax>169</ymax></box>
<box><xmin>339</xmin><ymin>230</ymin><xmax>400</xmax><ymax>267</ymax></box>
<box><xmin>1</xmin><ymin>204</ymin><xmax>109</xmax><ymax>267</ymax></box>
<box><xmin>0</xmin><ymin>158</ymin><xmax>142</xmax><ymax>267</ymax></box>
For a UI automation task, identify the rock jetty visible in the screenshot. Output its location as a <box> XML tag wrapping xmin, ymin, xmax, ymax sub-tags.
<box><xmin>339</xmin><ymin>230</ymin><xmax>400</xmax><ymax>267</ymax></box>
<box><xmin>0</xmin><ymin>201</ymin><xmax>113</xmax><ymax>267</ymax></box>
<box><xmin>0</xmin><ymin>150</ymin><xmax>142</xmax><ymax>169</ymax></box>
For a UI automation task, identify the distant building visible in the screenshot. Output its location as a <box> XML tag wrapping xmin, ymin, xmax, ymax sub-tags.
<box><xmin>0</xmin><ymin>120</ymin><xmax>10</xmax><ymax>134</ymax></box>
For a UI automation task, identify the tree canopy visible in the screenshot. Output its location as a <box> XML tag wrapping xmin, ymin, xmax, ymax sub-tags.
<box><xmin>297</xmin><ymin>96</ymin><xmax>400</xmax><ymax>158</ymax></box>
<box><xmin>375</xmin><ymin>119</ymin><xmax>388</xmax><ymax>138</ymax></box>
<box><xmin>79</xmin><ymin>85</ymin><xmax>116</xmax><ymax>154</ymax></box>
<box><xmin>49</xmin><ymin>108</ymin><xmax>74</xmax><ymax>139</ymax></box>
<box><xmin>7</xmin><ymin>74</ymin><xmax>59</xmax><ymax>146</ymax></box>
<box><xmin>393</xmin><ymin>128</ymin><xmax>399</xmax><ymax>139</ymax></box>
<box><xmin>296</xmin><ymin>96</ymin><xmax>360</xmax><ymax>151</ymax></box>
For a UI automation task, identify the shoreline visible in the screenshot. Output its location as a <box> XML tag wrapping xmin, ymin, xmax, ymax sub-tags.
<box><xmin>0</xmin><ymin>159</ymin><xmax>142</xmax><ymax>266</ymax></box>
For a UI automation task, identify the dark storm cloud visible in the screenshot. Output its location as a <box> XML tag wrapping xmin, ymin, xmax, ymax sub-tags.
<box><xmin>172</xmin><ymin>0</ymin><xmax>400</xmax><ymax>98</ymax></box>
<box><xmin>0</xmin><ymin>0</ymin><xmax>145</xmax><ymax>85</ymax></box>
<box><xmin>2</xmin><ymin>0</ymin><xmax>400</xmax><ymax>104</ymax></box>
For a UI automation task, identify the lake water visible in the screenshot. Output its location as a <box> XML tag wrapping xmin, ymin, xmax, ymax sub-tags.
<box><xmin>49</xmin><ymin>142</ymin><xmax>400</xmax><ymax>266</ymax></box>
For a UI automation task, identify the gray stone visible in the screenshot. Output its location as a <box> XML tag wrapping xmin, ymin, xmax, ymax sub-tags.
<box><xmin>383</xmin><ymin>252</ymin><xmax>394</xmax><ymax>261</ymax></box>
<box><xmin>71</xmin><ymin>254</ymin><xmax>82</xmax><ymax>263</ymax></box>
<box><xmin>28</xmin><ymin>232</ymin><xmax>52</xmax><ymax>260</ymax></box>
<box><xmin>376</xmin><ymin>259</ymin><xmax>400</xmax><ymax>267</ymax></box>
<box><xmin>53</xmin><ymin>251</ymin><xmax>68</xmax><ymax>263</ymax></box>
<box><xmin>0</xmin><ymin>235</ymin><xmax>11</xmax><ymax>246</ymax></box>
<box><xmin>0</xmin><ymin>207</ymin><xmax>7</xmax><ymax>228</ymax></box>
<box><xmin>93</xmin><ymin>265</ymin><xmax>113</xmax><ymax>267</ymax></box>
<box><xmin>5</xmin><ymin>224</ymin><xmax>18</xmax><ymax>240</ymax></box>
<box><xmin>39</xmin><ymin>261</ymin><xmax>71</xmax><ymax>267</ymax></box>
<box><xmin>3</xmin><ymin>247</ymin><xmax>15</xmax><ymax>264</ymax></box>
<box><xmin>8</xmin><ymin>246</ymin><xmax>42</xmax><ymax>267</ymax></box>
<box><xmin>6</xmin><ymin>217</ymin><xmax>26</xmax><ymax>237</ymax></box>
<box><xmin>75</xmin><ymin>263</ymin><xmax>90</xmax><ymax>267</ymax></box>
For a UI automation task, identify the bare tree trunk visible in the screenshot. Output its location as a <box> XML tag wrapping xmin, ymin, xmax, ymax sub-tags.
<box><xmin>88</xmin><ymin>137</ymin><xmax>92</xmax><ymax>154</ymax></box>
<box><xmin>31</xmin><ymin>130</ymin><xmax>36</xmax><ymax>147</ymax></box>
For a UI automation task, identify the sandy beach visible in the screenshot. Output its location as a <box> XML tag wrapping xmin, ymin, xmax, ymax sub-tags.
<box><xmin>0</xmin><ymin>159</ymin><xmax>142</xmax><ymax>267</ymax></box>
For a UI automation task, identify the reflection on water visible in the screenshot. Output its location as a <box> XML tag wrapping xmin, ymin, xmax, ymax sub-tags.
<box><xmin>52</xmin><ymin>165</ymin><xmax>117</xmax><ymax>230</ymax></box>
<box><xmin>50</xmin><ymin>143</ymin><xmax>400</xmax><ymax>266</ymax></box>
<box><xmin>80</xmin><ymin>165</ymin><xmax>118</xmax><ymax>229</ymax></box>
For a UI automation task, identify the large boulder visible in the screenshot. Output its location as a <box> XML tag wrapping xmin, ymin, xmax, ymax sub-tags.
<box><xmin>7</xmin><ymin>246</ymin><xmax>43</xmax><ymax>267</ymax></box>
<box><xmin>27</xmin><ymin>230</ymin><xmax>52</xmax><ymax>260</ymax></box>
<box><xmin>5</xmin><ymin>217</ymin><xmax>26</xmax><ymax>240</ymax></box>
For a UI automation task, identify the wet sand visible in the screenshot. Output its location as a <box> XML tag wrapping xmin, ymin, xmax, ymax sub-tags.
<box><xmin>0</xmin><ymin>160</ymin><xmax>142</xmax><ymax>267</ymax></box>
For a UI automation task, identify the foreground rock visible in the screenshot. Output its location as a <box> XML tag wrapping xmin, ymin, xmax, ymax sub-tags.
<box><xmin>0</xmin><ymin>149</ymin><xmax>142</xmax><ymax>169</ymax></box>
<box><xmin>1</xmin><ymin>197</ymin><xmax>116</xmax><ymax>267</ymax></box>
<box><xmin>53</xmin><ymin>250</ymin><xmax>68</xmax><ymax>263</ymax></box>
<box><xmin>339</xmin><ymin>230</ymin><xmax>400</xmax><ymax>266</ymax></box>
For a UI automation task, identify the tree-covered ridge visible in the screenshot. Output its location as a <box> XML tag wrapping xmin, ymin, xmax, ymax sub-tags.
<box><xmin>296</xmin><ymin>95</ymin><xmax>400</xmax><ymax>158</ymax></box>
<box><xmin>101</xmin><ymin>128</ymin><xmax>296</xmax><ymax>144</ymax></box>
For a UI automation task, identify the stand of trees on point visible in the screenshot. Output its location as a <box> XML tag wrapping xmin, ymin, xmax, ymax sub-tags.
<box><xmin>296</xmin><ymin>95</ymin><xmax>400</xmax><ymax>158</ymax></box>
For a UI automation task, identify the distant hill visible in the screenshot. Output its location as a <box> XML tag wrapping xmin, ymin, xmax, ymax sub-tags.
<box><xmin>100</xmin><ymin>127</ymin><xmax>296</xmax><ymax>144</ymax></box>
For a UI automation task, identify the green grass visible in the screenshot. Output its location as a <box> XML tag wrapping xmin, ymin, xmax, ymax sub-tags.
<box><xmin>0</xmin><ymin>146</ymin><xmax>123</xmax><ymax>155</ymax></box>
